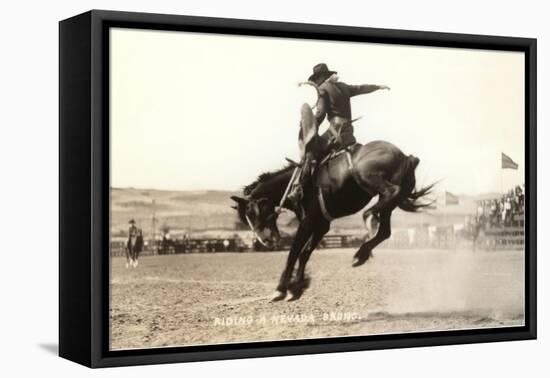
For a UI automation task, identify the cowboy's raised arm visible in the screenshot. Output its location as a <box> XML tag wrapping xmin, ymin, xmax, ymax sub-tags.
<box><xmin>313</xmin><ymin>90</ymin><xmax>328</xmax><ymax>126</ymax></box>
<box><xmin>348</xmin><ymin>84</ymin><xmax>390</xmax><ymax>97</ymax></box>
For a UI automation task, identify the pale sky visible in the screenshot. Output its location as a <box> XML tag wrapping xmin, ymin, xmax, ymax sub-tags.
<box><xmin>110</xmin><ymin>28</ymin><xmax>525</xmax><ymax>195</ymax></box>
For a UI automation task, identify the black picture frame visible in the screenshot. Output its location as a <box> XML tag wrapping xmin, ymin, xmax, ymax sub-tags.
<box><xmin>59</xmin><ymin>9</ymin><xmax>537</xmax><ymax>368</ymax></box>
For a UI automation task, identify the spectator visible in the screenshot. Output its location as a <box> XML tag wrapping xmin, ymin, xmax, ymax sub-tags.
<box><xmin>475</xmin><ymin>183</ymin><xmax>525</xmax><ymax>229</ymax></box>
<box><xmin>500</xmin><ymin>198</ymin><xmax>506</xmax><ymax>226</ymax></box>
<box><xmin>490</xmin><ymin>199</ymin><xmax>497</xmax><ymax>227</ymax></box>
<box><xmin>516</xmin><ymin>185</ymin><xmax>524</xmax><ymax>208</ymax></box>
<box><xmin>504</xmin><ymin>196</ymin><xmax>512</xmax><ymax>226</ymax></box>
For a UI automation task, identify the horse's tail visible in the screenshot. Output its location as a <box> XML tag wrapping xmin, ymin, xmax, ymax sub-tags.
<box><xmin>398</xmin><ymin>155</ymin><xmax>436</xmax><ymax>212</ymax></box>
<box><xmin>400</xmin><ymin>183</ymin><xmax>436</xmax><ymax>212</ymax></box>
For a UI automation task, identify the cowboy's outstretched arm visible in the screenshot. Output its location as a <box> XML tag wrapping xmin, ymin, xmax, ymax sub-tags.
<box><xmin>349</xmin><ymin>84</ymin><xmax>391</xmax><ymax>97</ymax></box>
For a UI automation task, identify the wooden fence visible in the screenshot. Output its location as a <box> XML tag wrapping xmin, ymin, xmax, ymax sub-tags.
<box><xmin>478</xmin><ymin>227</ymin><xmax>524</xmax><ymax>250</ymax></box>
<box><xmin>110</xmin><ymin>234</ymin><xmax>365</xmax><ymax>256</ymax></box>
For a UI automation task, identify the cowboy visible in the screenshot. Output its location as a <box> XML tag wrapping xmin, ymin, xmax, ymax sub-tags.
<box><xmin>128</xmin><ymin>219</ymin><xmax>139</xmax><ymax>235</ymax></box>
<box><xmin>289</xmin><ymin>63</ymin><xmax>390</xmax><ymax>204</ymax></box>
<box><xmin>127</xmin><ymin>219</ymin><xmax>139</xmax><ymax>249</ymax></box>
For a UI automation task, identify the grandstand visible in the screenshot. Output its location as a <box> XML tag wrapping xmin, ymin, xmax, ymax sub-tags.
<box><xmin>472</xmin><ymin>184</ymin><xmax>525</xmax><ymax>250</ymax></box>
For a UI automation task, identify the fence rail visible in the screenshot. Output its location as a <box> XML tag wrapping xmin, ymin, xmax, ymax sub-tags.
<box><xmin>478</xmin><ymin>227</ymin><xmax>524</xmax><ymax>250</ymax></box>
<box><xmin>110</xmin><ymin>234</ymin><xmax>366</xmax><ymax>256</ymax></box>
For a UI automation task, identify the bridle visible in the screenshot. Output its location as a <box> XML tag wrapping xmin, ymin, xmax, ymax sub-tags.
<box><xmin>245</xmin><ymin>214</ymin><xmax>268</xmax><ymax>247</ymax></box>
<box><xmin>244</xmin><ymin>201</ymin><xmax>281</xmax><ymax>248</ymax></box>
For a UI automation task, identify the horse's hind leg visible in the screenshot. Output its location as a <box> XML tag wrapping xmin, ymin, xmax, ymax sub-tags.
<box><xmin>363</xmin><ymin>212</ymin><xmax>380</xmax><ymax>241</ymax></box>
<box><xmin>352</xmin><ymin>210</ymin><xmax>392</xmax><ymax>267</ymax></box>
<box><xmin>361</xmin><ymin>173</ymin><xmax>401</xmax><ymax>220</ymax></box>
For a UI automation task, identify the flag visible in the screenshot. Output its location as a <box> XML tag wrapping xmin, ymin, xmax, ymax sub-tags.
<box><xmin>501</xmin><ymin>153</ymin><xmax>518</xmax><ymax>170</ymax></box>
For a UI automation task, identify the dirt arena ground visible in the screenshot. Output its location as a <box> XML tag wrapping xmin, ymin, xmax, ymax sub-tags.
<box><xmin>110</xmin><ymin>248</ymin><xmax>525</xmax><ymax>350</ymax></box>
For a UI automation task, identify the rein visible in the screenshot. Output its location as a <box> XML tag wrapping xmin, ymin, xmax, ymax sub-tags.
<box><xmin>278</xmin><ymin>167</ymin><xmax>300</xmax><ymax>212</ymax></box>
<box><xmin>245</xmin><ymin>214</ymin><xmax>268</xmax><ymax>247</ymax></box>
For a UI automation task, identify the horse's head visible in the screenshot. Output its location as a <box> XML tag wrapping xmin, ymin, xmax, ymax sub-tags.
<box><xmin>231</xmin><ymin>195</ymin><xmax>281</xmax><ymax>248</ymax></box>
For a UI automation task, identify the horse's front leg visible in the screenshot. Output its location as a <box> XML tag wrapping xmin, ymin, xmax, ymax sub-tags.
<box><xmin>288</xmin><ymin>221</ymin><xmax>330</xmax><ymax>301</ymax></box>
<box><xmin>132</xmin><ymin>243</ymin><xmax>140</xmax><ymax>268</ymax></box>
<box><xmin>125</xmin><ymin>247</ymin><xmax>130</xmax><ymax>269</ymax></box>
<box><xmin>352</xmin><ymin>210</ymin><xmax>392</xmax><ymax>267</ymax></box>
<box><xmin>133</xmin><ymin>248</ymin><xmax>139</xmax><ymax>268</ymax></box>
<box><xmin>273</xmin><ymin>221</ymin><xmax>314</xmax><ymax>301</ymax></box>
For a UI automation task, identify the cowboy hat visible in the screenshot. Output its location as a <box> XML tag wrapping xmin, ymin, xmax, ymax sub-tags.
<box><xmin>308</xmin><ymin>63</ymin><xmax>337</xmax><ymax>84</ymax></box>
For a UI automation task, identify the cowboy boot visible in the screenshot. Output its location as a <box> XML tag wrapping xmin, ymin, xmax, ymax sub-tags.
<box><xmin>287</xmin><ymin>154</ymin><xmax>316</xmax><ymax>207</ymax></box>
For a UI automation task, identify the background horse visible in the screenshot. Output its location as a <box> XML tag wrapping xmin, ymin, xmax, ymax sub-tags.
<box><xmin>126</xmin><ymin>229</ymin><xmax>143</xmax><ymax>268</ymax></box>
<box><xmin>232</xmin><ymin>140</ymin><xmax>434</xmax><ymax>301</ymax></box>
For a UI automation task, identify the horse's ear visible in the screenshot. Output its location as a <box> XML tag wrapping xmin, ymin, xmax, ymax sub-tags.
<box><xmin>230</xmin><ymin>205</ymin><xmax>238</xmax><ymax>210</ymax></box>
<box><xmin>230</xmin><ymin>196</ymin><xmax>247</xmax><ymax>205</ymax></box>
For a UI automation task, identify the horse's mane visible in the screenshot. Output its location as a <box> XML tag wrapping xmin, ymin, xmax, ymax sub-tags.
<box><xmin>243</xmin><ymin>164</ymin><xmax>294</xmax><ymax>196</ymax></box>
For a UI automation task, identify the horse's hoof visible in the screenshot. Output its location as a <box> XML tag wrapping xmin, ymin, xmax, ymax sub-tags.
<box><xmin>271</xmin><ymin>291</ymin><xmax>287</xmax><ymax>301</ymax></box>
<box><xmin>353</xmin><ymin>249</ymin><xmax>374</xmax><ymax>267</ymax></box>
<box><xmin>287</xmin><ymin>291</ymin><xmax>304</xmax><ymax>301</ymax></box>
<box><xmin>287</xmin><ymin>278</ymin><xmax>309</xmax><ymax>301</ymax></box>
<box><xmin>287</xmin><ymin>288</ymin><xmax>300</xmax><ymax>301</ymax></box>
<box><xmin>352</xmin><ymin>257</ymin><xmax>367</xmax><ymax>267</ymax></box>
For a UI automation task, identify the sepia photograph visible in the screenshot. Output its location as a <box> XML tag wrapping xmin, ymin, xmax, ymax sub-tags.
<box><xmin>108</xmin><ymin>27</ymin><xmax>526</xmax><ymax>351</ymax></box>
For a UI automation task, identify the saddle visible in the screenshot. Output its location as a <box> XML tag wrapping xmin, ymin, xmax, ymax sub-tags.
<box><xmin>314</xmin><ymin>143</ymin><xmax>372</xmax><ymax>221</ymax></box>
<box><xmin>282</xmin><ymin>143</ymin><xmax>361</xmax><ymax>218</ymax></box>
<box><xmin>318</xmin><ymin>143</ymin><xmax>362</xmax><ymax>167</ymax></box>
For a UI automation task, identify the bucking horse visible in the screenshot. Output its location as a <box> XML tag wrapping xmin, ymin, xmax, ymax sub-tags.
<box><xmin>231</xmin><ymin>138</ymin><xmax>434</xmax><ymax>301</ymax></box>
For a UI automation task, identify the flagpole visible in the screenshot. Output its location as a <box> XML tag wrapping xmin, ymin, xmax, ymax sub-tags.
<box><xmin>500</xmin><ymin>153</ymin><xmax>503</xmax><ymax>194</ymax></box>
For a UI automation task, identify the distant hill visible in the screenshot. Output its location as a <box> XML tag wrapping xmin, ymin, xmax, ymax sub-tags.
<box><xmin>111</xmin><ymin>187</ymin><xmax>489</xmax><ymax>236</ymax></box>
<box><xmin>111</xmin><ymin>188</ymin><xmax>241</xmax><ymax>235</ymax></box>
